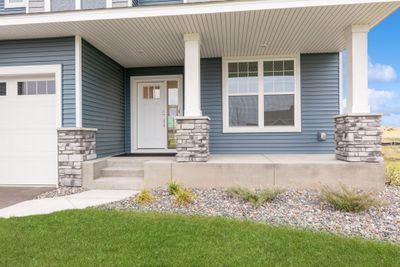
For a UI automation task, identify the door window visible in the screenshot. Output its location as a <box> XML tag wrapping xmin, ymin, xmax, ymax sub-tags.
<box><xmin>167</xmin><ymin>80</ymin><xmax>179</xmax><ymax>149</ymax></box>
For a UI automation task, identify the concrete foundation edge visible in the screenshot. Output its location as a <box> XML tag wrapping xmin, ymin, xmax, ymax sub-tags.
<box><xmin>144</xmin><ymin>160</ymin><xmax>385</xmax><ymax>191</ymax></box>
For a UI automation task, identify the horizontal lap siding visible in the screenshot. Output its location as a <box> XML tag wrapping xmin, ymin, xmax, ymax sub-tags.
<box><xmin>201</xmin><ymin>54</ymin><xmax>340</xmax><ymax>154</ymax></box>
<box><xmin>82</xmin><ymin>40</ymin><xmax>125</xmax><ymax>157</ymax></box>
<box><xmin>124</xmin><ymin>66</ymin><xmax>184</xmax><ymax>152</ymax></box>
<box><xmin>0</xmin><ymin>37</ymin><xmax>75</xmax><ymax>127</ymax></box>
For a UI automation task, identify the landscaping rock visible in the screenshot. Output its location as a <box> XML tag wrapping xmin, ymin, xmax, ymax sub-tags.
<box><xmin>34</xmin><ymin>187</ymin><xmax>87</xmax><ymax>199</ymax></box>
<box><xmin>101</xmin><ymin>186</ymin><xmax>400</xmax><ymax>243</ymax></box>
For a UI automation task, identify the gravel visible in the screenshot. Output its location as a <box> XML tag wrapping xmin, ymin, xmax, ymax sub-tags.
<box><xmin>34</xmin><ymin>187</ymin><xmax>87</xmax><ymax>199</ymax></box>
<box><xmin>102</xmin><ymin>186</ymin><xmax>400</xmax><ymax>243</ymax></box>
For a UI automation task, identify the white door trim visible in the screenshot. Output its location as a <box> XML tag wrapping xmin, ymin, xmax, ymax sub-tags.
<box><xmin>130</xmin><ymin>75</ymin><xmax>183</xmax><ymax>153</ymax></box>
<box><xmin>0</xmin><ymin>64</ymin><xmax>62</xmax><ymax>187</ymax></box>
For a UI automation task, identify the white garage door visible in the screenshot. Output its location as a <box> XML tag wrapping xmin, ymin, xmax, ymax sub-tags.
<box><xmin>0</xmin><ymin>76</ymin><xmax>57</xmax><ymax>186</ymax></box>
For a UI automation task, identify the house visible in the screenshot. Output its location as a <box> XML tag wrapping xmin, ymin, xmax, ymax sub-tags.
<box><xmin>0</xmin><ymin>0</ymin><xmax>398</xmax><ymax>190</ymax></box>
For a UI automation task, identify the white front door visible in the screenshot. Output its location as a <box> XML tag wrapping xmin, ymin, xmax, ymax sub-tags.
<box><xmin>137</xmin><ymin>82</ymin><xmax>166</xmax><ymax>149</ymax></box>
<box><xmin>0</xmin><ymin>77</ymin><xmax>57</xmax><ymax>186</ymax></box>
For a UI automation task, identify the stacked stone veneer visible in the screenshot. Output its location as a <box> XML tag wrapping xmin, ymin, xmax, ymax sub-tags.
<box><xmin>175</xmin><ymin>117</ymin><xmax>210</xmax><ymax>162</ymax></box>
<box><xmin>58</xmin><ymin>128</ymin><xmax>97</xmax><ymax>187</ymax></box>
<box><xmin>334</xmin><ymin>114</ymin><xmax>383</xmax><ymax>163</ymax></box>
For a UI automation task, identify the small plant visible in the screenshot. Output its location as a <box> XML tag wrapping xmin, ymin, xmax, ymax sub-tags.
<box><xmin>135</xmin><ymin>189</ymin><xmax>155</xmax><ymax>205</ymax></box>
<box><xmin>386</xmin><ymin>165</ymin><xmax>400</xmax><ymax>186</ymax></box>
<box><xmin>227</xmin><ymin>187</ymin><xmax>285</xmax><ymax>208</ymax></box>
<box><xmin>321</xmin><ymin>185</ymin><xmax>381</xmax><ymax>213</ymax></box>
<box><xmin>167</xmin><ymin>180</ymin><xmax>182</xmax><ymax>196</ymax></box>
<box><xmin>175</xmin><ymin>188</ymin><xmax>195</xmax><ymax>206</ymax></box>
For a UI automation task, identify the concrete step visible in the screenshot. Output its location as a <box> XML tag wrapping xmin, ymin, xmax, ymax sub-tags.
<box><xmin>101</xmin><ymin>167</ymin><xmax>144</xmax><ymax>178</ymax></box>
<box><xmin>89</xmin><ymin>177</ymin><xmax>144</xmax><ymax>190</ymax></box>
<box><xmin>106</xmin><ymin>158</ymin><xmax>148</xmax><ymax>168</ymax></box>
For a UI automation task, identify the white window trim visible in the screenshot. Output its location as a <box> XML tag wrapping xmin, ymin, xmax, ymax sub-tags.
<box><xmin>222</xmin><ymin>54</ymin><xmax>302</xmax><ymax>133</ymax></box>
<box><xmin>4</xmin><ymin>0</ymin><xmax>26</xmax><ymax>8</ymax></box>
<box><xmin>106</xmin><ymin>0</ymin><xmax>112</xmax><ymax>8</ymax></box>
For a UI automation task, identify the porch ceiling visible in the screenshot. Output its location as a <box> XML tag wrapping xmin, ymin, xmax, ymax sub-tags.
<box><xmin>0</xmin><ymin>1</ymin><xmax>398</xmax><ymax>68</ymax></box>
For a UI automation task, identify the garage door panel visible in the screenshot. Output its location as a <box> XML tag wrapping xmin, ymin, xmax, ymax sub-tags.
<box><xmin>0</xmin><ymin>156</ymin><xmax>57</xmax><ymax>185</ymax></box>
<box><xmin>0</xmin><ymin>78</ymin><xmax>57</xmax><ymax>186</ymax></box>
<box><xmin>0</xmin><ymin>131</ymin><xmax>56</xmax><ymax>154</ymax></box>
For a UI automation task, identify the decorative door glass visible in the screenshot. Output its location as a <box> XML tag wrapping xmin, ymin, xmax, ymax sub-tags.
<box><xmin>167</xmin><ymin>80</ymin><xmax>179</xmax><ymax>149</ymax></box>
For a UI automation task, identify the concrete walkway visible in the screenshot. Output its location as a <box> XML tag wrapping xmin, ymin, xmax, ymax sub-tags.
<box><xmin>0</xmin><ymin>190</ymin><xmax>137</xmax><ymax>219</ymax></box>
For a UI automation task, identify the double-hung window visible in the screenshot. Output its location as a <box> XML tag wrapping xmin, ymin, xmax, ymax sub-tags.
<box><xmin>223</xmin><ymin>56</ymin><xmax>301</xmax><ymax>133</ymax></box>
<box><xmin>4</xmin><ymin>0</ymin><xmax>25</xmax><ymax>8</ymax></box>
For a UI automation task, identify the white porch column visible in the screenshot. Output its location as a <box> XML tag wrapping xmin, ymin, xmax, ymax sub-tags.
<box><xmin>184</xmin><ymin>33</ymin><xmax>202</xmax><ymax>117</ymax></box>
<box><xmin>345</xmin><ymin>25</ymin><xmax>370</xmax><ymax>113</ymax></box>
<box><xmin>335</xmin><ymin>25</ymin><xmax>382</xmax><ymax>163</ymax></box>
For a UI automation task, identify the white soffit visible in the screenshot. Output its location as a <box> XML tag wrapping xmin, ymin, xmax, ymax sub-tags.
<box><xmin>0</xmin><ymin>1</ymin><xmax>399</xmax><ymax>68</ymax></box>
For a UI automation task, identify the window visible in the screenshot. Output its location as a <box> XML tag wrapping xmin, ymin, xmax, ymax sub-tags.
<box><xmin>224</xmin><ymin>56</ymin><xmax>300</xmax><ymax>133</ymax></box>
<box><xmin>143</xmin><ymin>85</ymin><xmax>160</xmax><ymax>99</ymax></box>
<box><xmin>4</xmin><ymin>0</ymin><xmax>25</xmax><ymax>8</ymax></box>
<box><xmin>18</xmin><ymin>80</ymin><xmax>56</xmax><ymax>95</ymax></box>
<box><xmin>0</xmin><ymin>82</ymin><xmax>6</xmax><ymax>96</ymax></box>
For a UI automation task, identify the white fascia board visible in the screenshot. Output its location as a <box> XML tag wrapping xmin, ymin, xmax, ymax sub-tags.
<box><xmin>0</xmin><ymin>0</ymin><xmax>398</xmax><ymax>27</ymax></box>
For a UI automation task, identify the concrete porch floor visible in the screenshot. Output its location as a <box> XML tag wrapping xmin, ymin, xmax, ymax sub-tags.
<box><xmin>144</xmin><ymin>154</ymin><xmax>386</xmax><ymax>191</ymax></box>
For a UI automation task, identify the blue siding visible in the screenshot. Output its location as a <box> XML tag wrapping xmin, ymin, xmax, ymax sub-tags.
<box><xmin>82</xmin><ymin>40</ymin><xmax>125</xmax><ymax>157</ymax></box>
<box><xmin>139</xmin><ymin>0</ymin><xmax>182</xmax><ymax>5</ymax></box>
<box><xmin>0</xmin><ymin>0</ymin><xmax>25</xmax><ymax>14</ymax></box>
<box><xmin>124</xmin><ymin>54</ymin><xmax>339</xmax><ymax>154</ymax></box>
<box><xmin>124</xmin><ymin>66</ymin><xmax>184</xmax><ymax>152</ymax></box>
<box><xmin>202</xmin><ymin>55</ymin><xmax>340</xmax><ymax>154</ymax></box>
<box><xmin>0</xmin><ymin>37</ymin><xmax>76</xmax><ymax>127</ymax></box>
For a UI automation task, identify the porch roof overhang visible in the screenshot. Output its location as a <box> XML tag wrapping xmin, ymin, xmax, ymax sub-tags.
<box><xmin>0</xmin><ymin>0</ymin><xmax>398</xmax><ymax>68</ymax></box>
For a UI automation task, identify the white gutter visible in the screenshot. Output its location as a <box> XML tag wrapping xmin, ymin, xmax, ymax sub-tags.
<box><xmin>0</xmin><ymin>0</ymin><xmax>398</xmax><ymax>26</ymax></box>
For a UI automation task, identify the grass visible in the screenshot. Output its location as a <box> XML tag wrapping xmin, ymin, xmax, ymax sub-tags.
<box><xmin>134</xmin><ymin>189</ymin><xmax>154</xmax><ymax>204</ymax></box>
<box><xmin>321</xmin><ymin>185</ymin><xmax>381</xmax><ymax>213</ymax></box>
<box><xmin>0</xmin><ymin>210</ymin><xmax>399</xmax><ymax>267</ymax></box>
<box><xmin>175</xmin><ymin>188</ymin><xmax>195</xmax><ymax>206</ymax></box>
<box><xmin>167</xmin><ymin>180</ymin><xmax>196</xmax><ymax>205</ymax></box>
<box><xmin>383</xmin><ymin>127</ymin><xmax>400</xmax><ymax>143</ymax></box>
<box><xmin>384</xmin><ymin>145</ymin><xmax>400</xmax><ymax>186</ymax></box>
<box><xmin>167</xmin><ymin>180</ymin><xmax>182</xmax><ymax>196</ymax></box>
<box><xmin>227</xmin><ymin>187</ymin><xmax>285</xmax><ymax>208</ymax></box>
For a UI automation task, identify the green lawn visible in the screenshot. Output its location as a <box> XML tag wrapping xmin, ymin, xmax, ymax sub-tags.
<box><xmin>1</xmin><ymin>210</ymin><xmax>399</xmax><ymax>266</ymax></box>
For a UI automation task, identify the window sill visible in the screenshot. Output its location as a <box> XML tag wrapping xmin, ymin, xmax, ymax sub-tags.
<box><xmin>223</xmin><ymin>126</ymin><xmax>301</xmax><ymax>133</ymax></box>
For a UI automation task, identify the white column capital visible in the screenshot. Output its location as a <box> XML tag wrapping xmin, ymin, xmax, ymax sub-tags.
<box><xmin>346</xmin><ymin>25</ymin><xmax>370</xmax><ymax>34</ymax></box>
<box><xmin>184</xmin><ymin>33</ymin><xmax>201</xmax><ymax>43</ymax></box>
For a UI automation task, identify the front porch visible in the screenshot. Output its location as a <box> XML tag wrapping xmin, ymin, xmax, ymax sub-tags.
<box><xmin>82</xmin><ymin>154</ymin><xmax>385</xmax><ymax>191</ymax></box>
<box><xmin>0</xmin><ymin>0</ymin><xmax>397</xmax><ymax>188</ymax></box>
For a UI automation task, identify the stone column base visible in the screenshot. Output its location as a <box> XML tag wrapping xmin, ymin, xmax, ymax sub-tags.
<box><xmin>175</xmin><ymin>116</ymin><xmax>210</xmax><ymax>162</ymax></box>
<box><xmin>334</xmin><ymin>114</ymin><xmax>383</xmax><ymax>163</ymax></box>
<box><xmin>58</xmin><ymin>128</ymin><xmax>97</xmax><ymax>187</ymax></box>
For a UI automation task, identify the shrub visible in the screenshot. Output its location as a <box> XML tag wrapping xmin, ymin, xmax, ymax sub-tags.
<box><xmin>227</xmin><ymin>187</ymin><xmax>285</xmax><ymax>208</ymax></box>
<box><xmin>135</xmin><ymin>189</ymin><xmax>155</xmax><ymax>205</ymax></box>
<box><xmin>167</xmin><ymin>180</ymin><xmax>182</xmax><ymax>196</ymax></box>
<box><xmin>386</xmin><ymin>164</ymin><xmax>400</xmax><ymax>186</ymax></box>
<box><xmin>175</xmin><ymin>188</ymin><xmax>195</xmax><ymax>206</ymax></box>
<box><xmin>321</xmin><ymin>185</ymin><xmax>381</xmax><ymax>213</ymax></box>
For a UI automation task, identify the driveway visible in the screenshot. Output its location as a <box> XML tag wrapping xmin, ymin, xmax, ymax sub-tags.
<box><xmin>0</xmin><ymin>187</ymin><xmax>54</xmax><ymax>209</ymax></box>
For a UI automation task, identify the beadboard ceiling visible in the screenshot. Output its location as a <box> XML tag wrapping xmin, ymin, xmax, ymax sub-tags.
<box><xmin>0</xmin><ymin>1</ymin><xmax>398</xmax><ymax>67</ymax></box>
